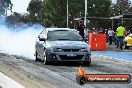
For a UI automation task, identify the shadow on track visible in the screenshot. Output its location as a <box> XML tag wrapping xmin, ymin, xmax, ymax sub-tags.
<box><xmin>49</xmin><ymin>62</ymin><xmax>91</xmax><ymax>67</ymax></box>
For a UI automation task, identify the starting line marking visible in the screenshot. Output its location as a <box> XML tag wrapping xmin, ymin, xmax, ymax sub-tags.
<box><xmin>0</xmin><ymin>72</ymin><xmax>25</xmax><ymax>88</ymax></box>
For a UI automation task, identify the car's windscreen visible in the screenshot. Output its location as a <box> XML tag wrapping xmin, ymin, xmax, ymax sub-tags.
<box><xmin>47</xmin><ymin>30</ymin><xmax>82</xmax><ymax>41</ymax></box>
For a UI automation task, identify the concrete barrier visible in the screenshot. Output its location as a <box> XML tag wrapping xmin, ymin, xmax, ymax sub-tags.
<box><xmin>0</xmin><ymin>72</ymin><xmax>25</xmax><ymax>88</ymax></box>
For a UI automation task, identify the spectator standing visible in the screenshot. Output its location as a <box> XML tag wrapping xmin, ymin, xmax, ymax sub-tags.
<box><xmin>113</xmin><ymin>32</ymin><xmax>117</xmax><ymax>45</ymax></box>
<box><xmin>77</xmin><ymin>21</ymin><xmax>85</xmax><ymax>40</ymax></box>
<box><xmin>125</xmin><ymin>29</ymin><xmax>131</xmax><ymax>36</ymax></box>
<box><xmin>105</xmin><ymin>29</ymin><xmax>108</xmax><ymax>43</ymax></box>
<box><xmin>116</xmin><ymin>24</ymin><xmax>125</xmax><ymax>49</ymax></box>
<box><xmin>108</xmin><ymin>28</ymin><xmax>114</xmax><ymax>45</ymax></box>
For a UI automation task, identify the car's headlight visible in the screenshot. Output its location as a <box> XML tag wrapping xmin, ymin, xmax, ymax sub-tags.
<box><xmin>48</xmin><ymin>48</ymin><xmax>63</xmax><ymax>52</ymax></box>
<box><xmin>80</xmin><ymin>48</ymin><xmax>88</xmax><ymax>52</ymax></box>
<box><xmin>80</xmin><ymin>48</ymin><xmax>89</xmax><ymax>52</ymax></box>
<box><xmin>80</xmin><ymin>47</ymin><xmax>91</xmax><ymax>53</ymax></box>
<box><xmin>54</xmin><ymin>48</ymin><xmax>63</xmax><ymax>52</ymax></box>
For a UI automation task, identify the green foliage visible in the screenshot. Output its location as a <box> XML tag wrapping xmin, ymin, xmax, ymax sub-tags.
<box><xmin>110</xmin><ymin>0</ymin><xmax>132</xmax><ymax>31</ymax></box>
<box><xmin>27</xmin><ymin>0</ymin><xmax>43</xmax><ymax>23</ymax></box>
<box><xmin>88</xmin><ymin>0</ymin><xmax>111</xmax><ymax>17</ymax></box>
<box><xmin>43</xmin><ymin>0</ymin><xmax>67</xmax><ymax>27</ymax></box>
<box><xmin>0</xmin><ymin>0</ymin><xmax>12</xmax><ymax>15</ymax></box>
<box><xmin>43</xmin><ymin>0</ymin><xmax>112</xmax><ymax>28</ymax></box>
<box><xmin>6</xmin><ymin>0</ymin><xmax>132</xmax><ymax>30</ymax></box>
<box><xmin>68</xmin><ymin>0</ymin><xmax>84</xmax><ymax>28</ymax></box>
<box><xmin>6</xmin><ymin>12</ymin><xmax>21</xmax><ymax>24</ymax></box>
<box><xmin>26</xmin><ymin>0</ymin><xmax>112</xmax><ymax>28</ymax></box>
<box><xmin>87</xmin><ymin>0</ymin><xmax>112</xmax><ymax>29</ymax></box>
<box><xmin>110</xmin><ymin>0</ymin><xmax>131</xmax><ymax>16</ymax></box>
<box><xmin>6</xmin><ymin>12</ymin><xmax>30</xmax><ymax>27</ymax></box>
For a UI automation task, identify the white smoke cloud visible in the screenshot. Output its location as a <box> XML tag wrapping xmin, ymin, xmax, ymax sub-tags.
<box><xmin>0</xmin><ymin>16</ymin><xmax>44</xmax><ymax>60</ymax></box>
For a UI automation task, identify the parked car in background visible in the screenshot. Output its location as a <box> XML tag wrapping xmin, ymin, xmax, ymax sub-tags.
<box><xmin>124</xmin><ymin>33</ymin><xmax>132</xmax><ymax>49</ymax></box>
<box><xmin>35</xmin><ymin>28</ymin><xmax>91</xmax><ymax>65</ymax></box>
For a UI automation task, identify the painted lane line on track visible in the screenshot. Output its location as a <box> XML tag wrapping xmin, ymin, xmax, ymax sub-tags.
<box><xmin>0</xmin><ymin>72</ymin><xmax>25</xmax><ymax>88</ymax></box>
<box><xmin>92</xmin><ymin>51</ymin><xmax>132</xmax><ymax>62</ymax></box>
<box><xmin>92</xmin><ymin>53</ymin><xmax>132</xmax><ymax>63</ymax></box>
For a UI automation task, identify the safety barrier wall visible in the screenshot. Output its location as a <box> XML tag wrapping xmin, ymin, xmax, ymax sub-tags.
<box><xmin>88</xmin><ymin>33</ymin><xmax>106</xmax><ymax>51</ymax></box>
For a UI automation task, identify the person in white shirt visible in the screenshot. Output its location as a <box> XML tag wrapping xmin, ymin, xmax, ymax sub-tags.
<box><xmin>108</xmin><ymin>28</ymin><xmax>114</xmax><ymax>45</ymax></box>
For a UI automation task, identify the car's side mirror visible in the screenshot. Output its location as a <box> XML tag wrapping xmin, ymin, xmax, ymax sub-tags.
<box><xmin>38</xmin><ymin>35</ymin><xmax>40</xmax><ymax>38</ymax></box>
<box><xmin>39</xmin><ymin>38</ymin><xmax>46</xmax><ymax>41</ymax></box>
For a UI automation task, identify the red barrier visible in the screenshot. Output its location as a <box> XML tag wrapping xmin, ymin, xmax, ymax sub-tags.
<box><xmin>88</xmin><ymin>33</ymin><xmax>106</xmax><ymax>51</ymax></box>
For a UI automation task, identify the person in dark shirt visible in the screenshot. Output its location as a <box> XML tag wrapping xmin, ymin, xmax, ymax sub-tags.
<box><xmin>77</xmin><ymin>21</ymin><xmax>85</xmax><ymax>40</ymax></box>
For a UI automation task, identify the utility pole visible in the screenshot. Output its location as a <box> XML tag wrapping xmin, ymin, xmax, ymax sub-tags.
<box><xmin>67</xmin><ymin>0</ymin><xmax>69</xmax><ymax>28</ymax></box>
<box><xmin>84</xmin><ymin>0</ymin><xmax>88</xmax><ymax>35</ymax></box>
<box><xmin>84</xmin><ymin>0</ymin><xmax>87</xmax><ymax>27</ymax></box>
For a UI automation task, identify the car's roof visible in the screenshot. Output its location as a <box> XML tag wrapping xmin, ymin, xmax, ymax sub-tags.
<box><xmin>45</xmin><ymin>28</ymin><xmax>71</xmax><ymax>31</ymax></box>
<box><xmin>40</xmin><ymin>28</ymin><xmax>76</xmax><ymax>34</ymax></box>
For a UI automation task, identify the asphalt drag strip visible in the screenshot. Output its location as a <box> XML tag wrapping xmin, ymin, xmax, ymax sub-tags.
<box><xmin>0</xmin><ymin>53</ymin><xmax>132</xmax><ymax>88</ymax></box>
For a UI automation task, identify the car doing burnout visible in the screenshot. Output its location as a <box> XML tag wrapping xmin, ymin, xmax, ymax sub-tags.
<box><xmin>35</xmin><ymin>28</ymin><xmax>91</xmax><ymax>65</ymax></box>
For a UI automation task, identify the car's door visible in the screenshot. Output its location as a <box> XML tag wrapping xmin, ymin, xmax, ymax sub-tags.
<box><xmin>36</xmin><ymin>29</ymin><xmax>46</xmax><ymax>59</ymax></box>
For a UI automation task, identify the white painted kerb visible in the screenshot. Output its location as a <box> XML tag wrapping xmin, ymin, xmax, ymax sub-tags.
<box><xmin>0</xmin><ymin>72</ymin><xmax>25</xmax><ymax>88</ymax></box>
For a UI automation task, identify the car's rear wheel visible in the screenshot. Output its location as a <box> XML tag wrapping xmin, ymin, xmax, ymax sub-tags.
<box><xmin>124</xmin><ymin>42</ymin><xmax>129</xmax><ymax>49</ymax></box>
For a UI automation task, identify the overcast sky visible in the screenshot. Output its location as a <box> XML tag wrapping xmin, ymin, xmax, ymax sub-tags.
<box><xmin>11</xmin><ymin>0</ymin><xmax>31</xmax><ymax>13</ymax></box>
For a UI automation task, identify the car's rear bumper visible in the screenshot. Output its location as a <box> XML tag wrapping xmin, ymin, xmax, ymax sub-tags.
<box><xmin>46</xmin><ymin>52</ymin><xmax>91</xmax><ymax>62</ymax></box>
<box><xmin>124</xmin><ymin>41</ymin><xmax>132</xmax><ymax>46</ymax></box>
<box><xmin>126</xmin><ymin>44</ymin><xmax>132</xmax><ymax>46</ymax></box>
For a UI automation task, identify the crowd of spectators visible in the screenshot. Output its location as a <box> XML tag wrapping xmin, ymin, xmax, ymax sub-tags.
<box><xmin>76</xmin><ymin>21</ymin><xmax>131</xmax><ymax>50</ymax></box>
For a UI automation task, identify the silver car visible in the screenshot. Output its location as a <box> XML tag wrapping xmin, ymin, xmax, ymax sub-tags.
<box><xmin>35</xmin><ymin>28</ymin><xmax>91</xmax><ymax>65</ymax></box>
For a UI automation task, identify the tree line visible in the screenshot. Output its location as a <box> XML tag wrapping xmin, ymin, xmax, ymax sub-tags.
<box><xmin>1</xmin><ymin>0</ymin><xmax>132</xmax><ymax>29</ymax></box>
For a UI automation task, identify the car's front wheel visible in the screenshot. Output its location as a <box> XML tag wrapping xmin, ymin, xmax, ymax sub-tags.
<box><xmin>83</xmin><ymin>61</ymin><xmax>91</xmax><ymax>66</ymax></box>
<box><xmin>42</xmin><ymin>51</ymin><xmax>50</xmax><ymax>65</ymax></box>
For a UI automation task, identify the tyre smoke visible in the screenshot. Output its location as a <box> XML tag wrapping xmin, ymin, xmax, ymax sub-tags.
<box><xmin>0</xmin><ymin>16</ymin><xmax>44</xmax><ymax>60</ymax></box>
